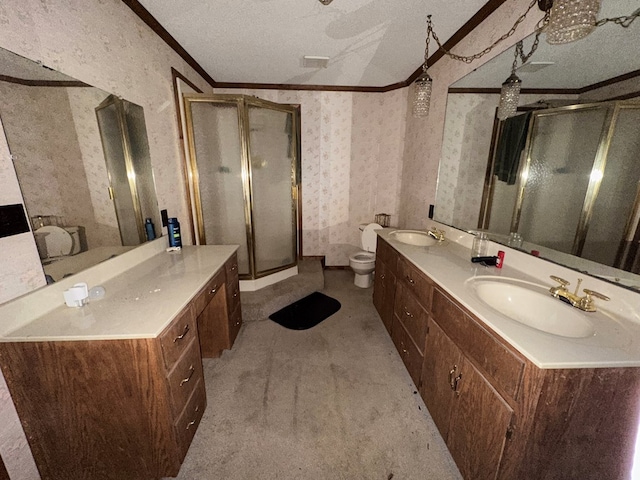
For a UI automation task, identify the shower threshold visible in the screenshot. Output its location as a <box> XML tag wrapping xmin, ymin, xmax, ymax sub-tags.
<box><xmin>239</xmin><ymin>265</ymin><xmax>298</xmax><ymax>292</ymax></box>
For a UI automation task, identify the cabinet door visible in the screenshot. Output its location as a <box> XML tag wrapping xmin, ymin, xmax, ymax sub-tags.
<box><xmin>447</xmin><ymin>356</ymin><xmax>513</xmax><ymax>480</ymax></box>
<box><xmin>373</xmin><ymin>260</ymin><xmax>396</xmax><ymax>335</ymax></box>
<box><xmin>197</xmin><ymin>285</ymin><xmax>229</xmax><ymax>358</ymax></box>
<box><xmin>373</xmin><ymin>259</ymin><xmax>386</xmax><ymax>318</ymax></box>
<box><xmin>420</xmin><ymin>319</ymin><xmax>461</xmax><ymax>440</ymax></box>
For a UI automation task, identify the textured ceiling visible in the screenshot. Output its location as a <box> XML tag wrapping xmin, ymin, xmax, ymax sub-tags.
<box><xmin>136</xmin><ymin>0</ymin><xmax>490</xmax><ymax>87</ymax></box>
<box><xmin>453</xmin><ymin>0</ymin><xmax>640</xmax><ymax>90</ymax></box>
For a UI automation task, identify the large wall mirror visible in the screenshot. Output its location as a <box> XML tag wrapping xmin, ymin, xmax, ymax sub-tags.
<box><xmin>0</xmin><ymin>47</ymin><xmax>162</xmax><ymax>284</ymax></box>
<box><xmin>435</xmin><ymin>0</ymin><xmax>640</xmax><ymax>292</ymax></box>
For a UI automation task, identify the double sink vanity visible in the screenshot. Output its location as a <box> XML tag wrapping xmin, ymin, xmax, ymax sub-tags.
<box><xmin>0</xmin><ymin>242</ymin><xmax>241</xmax><ymax>480</ymax></box>
<box><xmin>374</xmin><ymin>228</ymin><xmax>640</xmax><ymax>480</ymax></box>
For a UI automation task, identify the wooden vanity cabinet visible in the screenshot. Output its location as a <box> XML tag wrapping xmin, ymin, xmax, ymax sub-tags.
<box><xmin>376</xmin><ymin>243</ymin><xmax>640</xmax><ymax>480</ymax></box>
<box><xmin>373</xmin><ymin>237</ymin><xmax>397</xmax><ymax>335</ymax></box>
<box><xmin>0</xmin><ymin>304</ymin><xmax>206</xmax><ymax>480</ymax></box>
<box><xmin>196</xmin><ymin>253</ymin><xmax>242</xmax><ymax>358</ymax></box>
<box><xmin>0</xmin><ymin>257</ymin><xmax>241</xmax><ymax>480</ymax></box>
<box><xmin>0</xmin><ymin>454</ymin><xmax>9</xmax><ymax>480</ymax></box>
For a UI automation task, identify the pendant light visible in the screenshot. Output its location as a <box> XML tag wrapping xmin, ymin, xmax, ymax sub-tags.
<box><xmin>413</xmin><ymin>16</ymin><xmax>433</xmax><ymax>118</ymax></box>
<box><xmin>546</xmin><ymin>0</ymin><xmax>601</xmax><ymax>44</ymax></box>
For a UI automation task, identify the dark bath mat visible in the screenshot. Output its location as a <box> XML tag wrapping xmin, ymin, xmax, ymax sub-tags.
<box><xmin>269</xmin><ymin>292</ymin><xmax>341</xmax><ymax>330</ymax></box>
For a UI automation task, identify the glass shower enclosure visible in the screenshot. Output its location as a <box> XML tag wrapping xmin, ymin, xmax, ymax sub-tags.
<box><xmin>183</xmin><ymin>94</ymin><xmax>300</xmax><ymax>280</ymax></box>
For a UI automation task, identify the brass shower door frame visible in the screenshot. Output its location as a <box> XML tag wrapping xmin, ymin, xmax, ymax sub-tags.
<box><xmin>182</xmin><ymin>93</ymin><xmax>300</xmax><ymax>281</ymax></box>
<box><xmin>95</xmin><ymin>95</ymin><xmax>146</xmax><ymax>244</ymax></box>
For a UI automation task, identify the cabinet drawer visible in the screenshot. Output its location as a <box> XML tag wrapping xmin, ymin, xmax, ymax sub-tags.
<box><xmin>391</xmin><ymin>316</ymin><xmax>424</xmax><ymax>387</ymax></box>
<box><xmin>394</xmin><ymin>283</ymin><xmax>429</xmax><ymax>354</ymax></box>
<box><xmin>225</xmin><ymin>254</ymin><xmax>239</xmax><ymax>284</ymax></box>
<box><xmin>159</xmin><ymin>304</ymin><xmax>197</xmax><ymax>370</ymax></box>
<box><xmin>167</xmin><ymin>338</ymin><xmax>203</xmax><ymax>414</ymax></box>
<box><xmin>175</xmin><ymin>378</ymin><xmax>206</xmax><ymax>460</ymax></box>
<box><xmin>397</xmin><ymin>256</ymin><xmax>433</xmax><ymax>310</ymax></box>
<box><xmin>194</xmin><ymin>269</ymin><xmax>226</xmax><ymax>317</ymax></box>
<box><xmin>432</xmin><ymin>289</ymin><xmax>525</xmax><ymax>400</ymax></box>
<box><xmin>226</xmin><ymin>276</ymin><xmax>241</xmax><ymax>314</ymax></box>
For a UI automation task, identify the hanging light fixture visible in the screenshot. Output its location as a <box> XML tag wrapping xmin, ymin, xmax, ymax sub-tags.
<box><xmin>413</xmin><ymin>16</ymin><xmax>433</xmax><ymax>118</ymax></box>
<box><xmin>318</xmin><ymin>0</ymin><xmax>333</xmax><ymax>5</ymax></box>
<box><xmin>546</xmin><ymin>0</ymin><xmax>601</xmax><ymax>44</ymax></box>
<box><xmin>497</xmin><ymin>47</ymin><xmax>522</xmax><ymax>121</ymax></box>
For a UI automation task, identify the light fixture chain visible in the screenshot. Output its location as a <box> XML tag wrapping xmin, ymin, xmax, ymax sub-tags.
<box><xmin>595</xmin><ymin>8</ymin><xmax>640</xmax><ymax>28</ymax></box>
<box><xmin>427</xmin><ymin>0</ymin><xmax>540</xmax><ymax>64</ymax></box>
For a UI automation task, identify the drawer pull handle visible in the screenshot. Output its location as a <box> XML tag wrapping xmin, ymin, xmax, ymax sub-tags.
<box><xmin>380</xmin><ymin>273</ymin><xmax>385</xmax><ymax>280</ymax></box>
<box><xmin>210</xmin><ymin>284</ymin><xmax>219</xmax><ymax>295</ymax></box>
<box><xmin>402</xmin><ymin>348</ymin><xmax>408</xmax><ymax>355</ymax></box>
<box><xmin>453</xmin><ymin>373</ymin><xmax>463</xmax><ymax>396</ymax></box>
<box><xmin>233</xmin><ymin>290</ymin><xmax>239</xmax><ymax>298</ymax></box>
<box><xmin>180</xmin><ymin>366</ymin><xmax>195</xmax><ymax>386</ymax></box>
<box><xmin>403</xmin><ymin>307</ymin><xmax>413</xmax><ymax>318</ymax></box>
<box><xmin>186</xmin><ymin>419</ymin><xmax>196</xmax><ymax>430</ymax></box>
<box><xmin>406</xmin><ymin>275</ymin><xmax>415</xmax><ymax>285</ymax></box>
<box><xmin>449</xmin><ymin>365</ymin><xmax>457</xmax><ymax>390</ymax></box>
<box><xmin>173</xmin><ymin>324</ymin><xmax>190</xmax><ymax>342</ymax></box>
<box><xmin>235</xmin><ymin>321</ymin><xmax>241</xmax><ymax>326</ymax></box>
<box><xmin>230</xmin><ymin>263</ymin><xmax>238</xmax><ymax>272</ymax></box>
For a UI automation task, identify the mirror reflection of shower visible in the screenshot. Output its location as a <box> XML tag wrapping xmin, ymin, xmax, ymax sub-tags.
<box><xmin>0</xmin><ymin>46</ymin><xmax>161</xmax><ymax>282</ymax></box>
<box><xmin>96</xmin><ymin>95</ymin><xmax>162</xmax><ymax>246</ymax></box>
<box><xmin>482</xmin><ymin>101</ymin><xmax>640</xmax><ymax>274</ymax></box>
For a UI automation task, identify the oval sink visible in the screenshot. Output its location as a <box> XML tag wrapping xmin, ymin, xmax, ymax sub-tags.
<box><xmin>389</xmin><ymin>230</ymin><xmax>437</xmax><ymax>247</ymax></box>
<box><xmin>468</xmin><ymin>278</ymin><xmax>595</xmax><ymax>338</ymax></box>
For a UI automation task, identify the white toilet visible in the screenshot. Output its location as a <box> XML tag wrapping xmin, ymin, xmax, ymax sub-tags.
<box><xmin>34</xmin><ymin>225</ymin><xmax>82</xmax><ymax>260</ymax></box>
<box><xmin>349</xmin><ymin>223</ymin><xmax>383</xmax><ymax>288</ymax></box>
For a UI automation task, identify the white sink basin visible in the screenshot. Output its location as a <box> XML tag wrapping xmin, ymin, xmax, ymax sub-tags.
<box><xmin>467</xmin><ymin>277</ymin><xmax>595</xmax><ymax>338</ymax></box>
<box><xmin>389</xmin><ymin>230</ymin><xmax>438</xmax><ymax>247</ymax></box>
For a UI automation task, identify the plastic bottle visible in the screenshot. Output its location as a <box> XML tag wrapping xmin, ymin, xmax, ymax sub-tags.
<box><xmin>167</xmin><ymin>217</ymin><xmax>182</xmax><ymax>248</ymax></box>
<box><xmin>145</xmin><ymin>218</ymin><xmax>156</xmax><ymax>241</ymax></box>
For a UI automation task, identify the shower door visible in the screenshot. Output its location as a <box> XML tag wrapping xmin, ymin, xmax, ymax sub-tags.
<box><xmin>183</xmin><ymin>94</ymin><xmax>299</xmax><ymax>280</ymax></box>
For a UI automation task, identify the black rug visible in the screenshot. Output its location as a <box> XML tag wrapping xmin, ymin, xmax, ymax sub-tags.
<box><xmin>269</xmin><ymin>292</ymin><xmax>341</xmax><ymax>330</ymax></box>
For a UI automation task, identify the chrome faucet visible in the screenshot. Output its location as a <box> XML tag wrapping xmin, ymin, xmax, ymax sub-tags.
<box><xmin>427</xmin><ymin>227</ymin><xmax>445</xmax><ymax>242</ymax></box>
<box><xmin>549</xmin><ymin>275</ymin><xmax>610</xmax><ymax>312</ymax></box>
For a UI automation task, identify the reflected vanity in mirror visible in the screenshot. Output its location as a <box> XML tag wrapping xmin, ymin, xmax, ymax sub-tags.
<box><xmin>435</xmin><ymin>0</ymin><xmax>640</xmax><ymax>291</ymax></box>
<box><xmin>0</xmin><ymin>47</ymin><xmax>162</xmax><ymax>284</ymax></box>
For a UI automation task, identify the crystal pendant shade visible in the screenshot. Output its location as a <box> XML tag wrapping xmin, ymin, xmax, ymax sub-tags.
<box><xmin>546</xmin><ymin>0</ymin><xmax>601</xmax><ymax>45</ymax></box>
<box><xmin>497</xmin><ymin>74</ymin><xmax>522</xmax><ymax>120</ymax></box>
<box><xmin>413</xmin><ymin>72</ymin><xmax>433</xmax><ymax>118</ymax></box>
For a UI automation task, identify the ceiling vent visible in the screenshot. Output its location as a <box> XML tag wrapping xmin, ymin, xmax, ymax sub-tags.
<box><xmin>517</xmin><ymin>61</ymin><xmax>555</xmax><ymax>73</ymax></box>
<box><xmin>302</xmin><ymin>56</ymin><xmax>330</xmax><ymax>69</ymax></box>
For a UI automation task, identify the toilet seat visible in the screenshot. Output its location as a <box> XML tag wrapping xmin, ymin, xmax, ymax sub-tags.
<box><xmin>35</xmin><ymin>226</ymin><xmax>73</xmax><ymax>258</ymax></box>
<box><xmin>350</xmin><ymin>252</ymin><xmax>376</xmax><ymax>264</ymax></box>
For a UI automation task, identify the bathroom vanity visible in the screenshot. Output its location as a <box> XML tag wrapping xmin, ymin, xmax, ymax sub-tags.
<box><xmin>374</xmin><ymin>232</ymin><xmax>640</xmax><ymax>480</ymax></box>
<box><xmin>0</xmin><ymin>245</ymin><xmax>241</xmax><ymax>480</ymax></box>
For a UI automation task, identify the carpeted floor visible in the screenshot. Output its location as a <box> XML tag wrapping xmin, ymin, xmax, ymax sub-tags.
<box><xmin>170</xmin><ymin>270</ymin><xmax>462</xmax><ymax>480</ymax></box>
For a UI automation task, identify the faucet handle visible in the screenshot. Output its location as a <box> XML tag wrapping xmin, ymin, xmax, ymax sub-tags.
<box><xmin>579</xmin><ymin>289</ymin><xmax>610</xmax><ymax>312</ymax></box>
<box><xmin>550</xmin><ymin>275</ymin><xmax>570</xmax><ymax>288</ymax></box>
<box><xmin>583</xmin><ymin>289</ymin><xmax>610</xmax><ymax>301</ymax></box>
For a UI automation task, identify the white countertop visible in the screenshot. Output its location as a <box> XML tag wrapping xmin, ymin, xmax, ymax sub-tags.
<box><xmin>379</xmin><ymin>229</ymin><xmax>640</xmax><ymax>369</ymax></box>
<box><xmin>0</xmin><ymin>245</ymin><xmax>238</xmax><ymax>342</ymax></box>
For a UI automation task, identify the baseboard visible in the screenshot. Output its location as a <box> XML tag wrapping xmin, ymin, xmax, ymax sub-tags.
<box><xmin>300</xmin><ymin>255</ymin><xmax>326</xmax><ymax>269</ymax></box>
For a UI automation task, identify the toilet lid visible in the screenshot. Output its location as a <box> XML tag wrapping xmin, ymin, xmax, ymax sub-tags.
<box><xmin>362</xmin><ymin>223</ymin><xmax>383</xmax><ymax>252</ymax></box>
<box><xmin>35</xmin><ymin>226</ymin><xmax>73</xmax><ymax>257</ymax></box>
